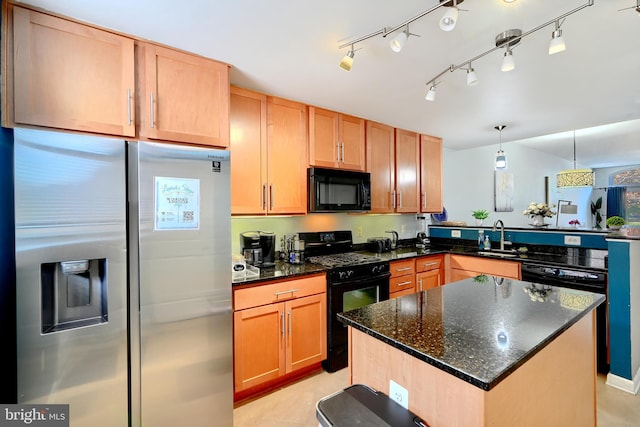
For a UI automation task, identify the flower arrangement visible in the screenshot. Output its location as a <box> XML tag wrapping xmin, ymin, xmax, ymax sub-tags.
<box><xmin>523</xmin><ymin>202</ymin><xmax>556</xmax><ymax>218</ymax></box>
<box><xmin>569</xmin><ymin>219</ymin><xmax>581</xmax><ymax>227</ymax></box>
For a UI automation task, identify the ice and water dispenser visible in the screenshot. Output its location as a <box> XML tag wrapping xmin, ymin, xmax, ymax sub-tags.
<box><xmin>40</xmin><ymin>258</ymin><xmax>108</xmax><ymax>333</ymax></box>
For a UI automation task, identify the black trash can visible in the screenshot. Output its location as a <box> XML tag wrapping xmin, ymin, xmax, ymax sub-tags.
<box><xmin>316</xmin><ymin>384</ymin><xmax>429</xmax><ymax>427</ymax></box>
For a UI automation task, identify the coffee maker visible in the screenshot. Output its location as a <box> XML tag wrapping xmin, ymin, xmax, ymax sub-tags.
<box><xmin>240</xmin><ymin>231</ymin><xmax>262</xmax><ymax>266</ymax></box>
<box><xmin>240</xmin><ymin>231</ymin><xmax>276</xmax><ymax>267</ymax></box>
<box><xmin>259</xmin><ymin>231</ymin><xmax>276</xmax><ymax>267</ymax></box>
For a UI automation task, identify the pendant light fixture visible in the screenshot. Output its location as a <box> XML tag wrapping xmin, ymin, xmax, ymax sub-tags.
<box><xmin>556</xmin><ymin>130</ymin><xmax>594</xmax><ymax>187</ymax></box>
<box><xmin>494</xmin><ymin>125</ymin><xmax>507</xmax><ymax>170</ymax></box>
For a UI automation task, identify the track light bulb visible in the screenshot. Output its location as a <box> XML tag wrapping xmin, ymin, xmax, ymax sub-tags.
<box><xmin>339</xmin><ymin>50</ymin><xmax>355</xmax><ymax>71</ymax></box>
<box><xmin>425</xmin><ymin>85</ymin><xmax>436</xmax><ymax>102</ymax></box>
<box><xmin>439</xmin><ymin>6</ymin><xmax>458</xmax><ymax>31</ymax></box>
<box><xmin>466</xmin><ymin>67</ymin><xmax>478</xmax><ymax>86</ymax></box>
<box><xmin>548</xmin><ymin>29</ymin><xmax>566</xmax><ymax>55</ymax></box>
<box><xmin>390</xmin><ymin>31</ymin><xmax>408</xmax><ymax>53</ymax></box>
<box><xmin>501</xmin><ymin>49</ymin><xmax>515</xmax><ymax>72</ymax></box>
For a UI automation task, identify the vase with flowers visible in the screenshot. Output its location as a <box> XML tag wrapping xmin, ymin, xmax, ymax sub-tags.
<box><xmin>568</xmin><ymin>219</ymin><xmax>581</xmax><ymax>228</ymax></box>
<box><xmin>523</xmin><ymin>202</ymin><xmax>556</xmax><ymax>227</ymax></box>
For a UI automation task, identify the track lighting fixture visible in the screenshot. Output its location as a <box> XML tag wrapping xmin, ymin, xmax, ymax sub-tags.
<box><xmin>548</xmin><ymin>20</ymin><xmax>566</xmax><ymax>55</ymax></box>
<box><xmin>466</xmin><ymin>64</ymin><xmax>478</xmax><ymax>86</ymax></box>
<box><xmin>339</xmin><ymin>46</ymin><xmax>355</xmax><ymax>71</ymax></box>
<box><xmin>439</xmin><ymin>1</ymin><xmax>459</xmax><ymax>32</ymax></box>
<box><xmin>494</xmin><ymin>125</ymin><xmax>508</xmax><ymax>170</ymax></box>
<box><xmin>390</xmin><ymin>24</ymin><xmax>417</xmax><ymax>53</ymax></box>
<box><xmin>501</xmin><ymin>46</ymin><xmax>515</xmax><ymax>72</ymax></box>
<box><xmin>420</xmin><ymin>1</ymin><xmax>593</xmax><ymax>102</ymax></box>
<box><xmin>425</xmin><ymin>83</ymin><xmax>437</xmax><ymax>102</ymax></box>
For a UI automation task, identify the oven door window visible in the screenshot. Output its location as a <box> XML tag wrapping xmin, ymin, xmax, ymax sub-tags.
<box><xmin>343</xmin><ymin>285</ymin><xmax>379</xmax><ymax>312</ymax></box>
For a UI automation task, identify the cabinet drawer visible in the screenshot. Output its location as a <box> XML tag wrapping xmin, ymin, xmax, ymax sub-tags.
<box><xmin>390</xmin><ymin>275</ymin><xmax>416</xmax><ymax>294</ymax></box>
<box><xmin>449</xmin><ymin>255</ymin><xmax>520</xmax><ymax>280</ymax></box>
<box><xmin>415</xmin><ymin>255</ymin><xmax>443</xmax><ymax>272</ymax></box>
<box><xmin>234</xmin><ymin>273</ymin><xmax>326</xmax><ymax>310</ymax></box>
<box><xmin>390</xmin><ymin>259</ymin><xmax>415</xmax><ymax>277</ymax></box>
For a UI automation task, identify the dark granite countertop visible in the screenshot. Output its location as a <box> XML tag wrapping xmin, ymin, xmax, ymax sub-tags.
<box><xmin>232</xmin><ymin>260</ymin><xmax>327</xmax><ymax>287</ymax></box>
<box><xmin>337</xmin><ymin>278</ymin><xmax>605</xmax><ymax>391</ymax></box>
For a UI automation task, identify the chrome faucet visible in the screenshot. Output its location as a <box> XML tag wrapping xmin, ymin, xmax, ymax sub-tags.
<box><xmin>385</xmin><ymin>230</ymin><xmax>398</xmax><ymax>250</ymax></box>
<box><xmin>493</xmin><ymin>219</ymin><xmax>506</xmax><ymax>251</ymax></box>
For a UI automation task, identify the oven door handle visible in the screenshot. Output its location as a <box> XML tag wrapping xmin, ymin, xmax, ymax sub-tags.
<box><xmin>332</xmin><ymin>272</ymin><xmax>391</xmax><ymax>287</ymax></box>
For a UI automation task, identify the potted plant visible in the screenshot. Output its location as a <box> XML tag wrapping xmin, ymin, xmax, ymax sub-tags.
<box><xmin>606</xmin><ymin>216</ymin><xmax>625</xmax><ymax>230</ymax></box>
<box><xmin>471</xmin><ymin>209</ymin><xmax>489</xmax><ymax>226</ymax></box>
<box><xmin>591</xmin><ymin>197</ymin><xmax>603</xmax><ymax>229</ymax></box>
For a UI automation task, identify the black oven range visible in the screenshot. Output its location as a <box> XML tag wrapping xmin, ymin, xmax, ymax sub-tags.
<box><xmin>299</xmin><ymin>230</ymin><xmax>390</xmax><ymax>372</ymax></box>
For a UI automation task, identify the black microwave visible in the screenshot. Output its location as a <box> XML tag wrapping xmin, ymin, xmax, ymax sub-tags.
<box><xmin>308</xmin><ymin>167</ymin><xmax>371</xmax><ymax>212</ymax></box>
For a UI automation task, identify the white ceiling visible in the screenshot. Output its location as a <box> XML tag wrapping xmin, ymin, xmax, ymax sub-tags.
<box><xmin>16</xmin><ymin>0</ymin><xmax>640</xmax><ymax>168</ymax></box>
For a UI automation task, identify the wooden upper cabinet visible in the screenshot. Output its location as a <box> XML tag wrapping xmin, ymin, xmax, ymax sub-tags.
<box><xmin>230</xmin><ymin>87</ymin><xmax>267</xmax><ymax>214</ymax></box>
<box><xmin>420</xmin><ymin>134</ymin><xmax>444</xmax><ymax>213</ymax></box>
<box><xmin>366</xmin><ymin>121</ymin><xmax>395</xmax><ymax>213</ymax></box>
<box><xmin>266</xmin><ymin>97</ymin><xmax>308</xmax><ymax>215</ymax></box>
<box><xmin>137</xmin><ymin>42</ymin><xmax>229</xmax><ymax>147</ymax></box>
<box><xmin>309</xmin><ymin>107</ymin><xmax>365</xmax><ymax>171</ymax></box>
<box><xmin>9</xmin><ymin>6</ymin><xmax>135</xmax><ymax>136</ymax></box>
<box><xmin>395</xmin><ymin>128</ymin><xmax>420</xmax><ymax>213</ymax></box>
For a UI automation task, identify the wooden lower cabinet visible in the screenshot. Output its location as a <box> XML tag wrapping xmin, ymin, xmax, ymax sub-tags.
<box><xmin>446</xmin><ymin>254</ymin><xmax>521</xmax><ymax>284</ymax></box>
<box><xmin>233</xmin><ymin>275</ymin><xmax>326</xmax><ymax>395</ymax></box>
<box><xmin>415</xmin><ymin>255</ymin><xmax>443</xmax><ymax>291</ymax></box>
<box><xmin>389</xmin><ymin>259</ymin><xmax>416</xmax><ymax>299</ymax></box>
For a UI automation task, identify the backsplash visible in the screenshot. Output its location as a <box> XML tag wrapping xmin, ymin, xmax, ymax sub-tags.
<box><xmin>231</xmin><ymin>213</ymin><xmax>422</xmax><ymax>255</ymax></box>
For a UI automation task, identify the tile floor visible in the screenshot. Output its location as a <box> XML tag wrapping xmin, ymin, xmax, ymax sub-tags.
<box><xmin>234</xmin><ymin>369</ymin><xmax>640</xmax><ymax>426</ymax></box>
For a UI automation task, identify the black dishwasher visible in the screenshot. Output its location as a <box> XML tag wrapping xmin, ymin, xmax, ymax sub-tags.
<box><xmin>521</xmin><ymin>262</ymin><xmax>608</xmax><ymax>374</ymax></box>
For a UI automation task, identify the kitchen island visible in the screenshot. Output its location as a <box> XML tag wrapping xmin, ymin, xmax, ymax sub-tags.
<box><xmin>338</xmin><ymin>277</ymin><xmax>605</xmax><ymax>427</ymax></box>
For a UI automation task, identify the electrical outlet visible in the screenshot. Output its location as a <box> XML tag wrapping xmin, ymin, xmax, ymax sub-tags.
<box><xmin>451</xmin><ymin>229</ymin><xmax>461</xmax><ymax>238</ymax></box>
<box><xmin>389</xmin><ymin>380</ymin><xmax>409</xmax><ymax>409</ymax></box>
<box><xmin>564</xmin><ymin>235</ymin><xmax>581</xmax><ymax>245</ymax></box>
<box><xmin>356</xmin><ymin>226</ymin><xmax>363</xmax><ymax>238</ymax></box>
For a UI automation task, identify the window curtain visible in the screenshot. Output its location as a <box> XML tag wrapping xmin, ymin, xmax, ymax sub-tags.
<box><xmin>606</xmin><ymin>186</ymin><xmax>626</xmax><ymax>219</ymax></box>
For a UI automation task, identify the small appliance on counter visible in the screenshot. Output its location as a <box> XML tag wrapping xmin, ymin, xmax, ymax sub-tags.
<box><xmin>240</xmin><ymin>231</ymin><xmax>276</xmax><ymax>267</ymax></box>
<box><xmin>240</xmin><ymin>231</ymin><xmax>262</xmax><ymax>266</ymax></box>
<box><xmin>366</xmin><ymin>237</ymin><xmax>392</xmax><ymax>253</ymax></box>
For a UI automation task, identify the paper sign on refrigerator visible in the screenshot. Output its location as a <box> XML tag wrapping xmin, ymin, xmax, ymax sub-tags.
<box><xmin>155</xmin><ymin>176</ymin><xmax>200</xmax><ymax>230</ymax></box>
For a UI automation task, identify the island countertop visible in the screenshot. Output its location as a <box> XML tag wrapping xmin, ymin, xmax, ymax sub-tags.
<box><xmin>338</xmin><ymin>278</ymin><xmax>605</xmax><ymax>391</ymax></box>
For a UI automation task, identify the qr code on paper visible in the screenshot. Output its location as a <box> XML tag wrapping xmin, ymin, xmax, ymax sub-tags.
<box><xmin>183</xmin><ymin>211</ymin><xmax>194</xmax><ymax>222</ymax></box>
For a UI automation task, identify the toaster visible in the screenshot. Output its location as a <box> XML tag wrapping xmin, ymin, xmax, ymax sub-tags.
<box><xmin>367</xmin><ymin>237</ymin><xmax>392</xmax><ymax>253</ymax></box>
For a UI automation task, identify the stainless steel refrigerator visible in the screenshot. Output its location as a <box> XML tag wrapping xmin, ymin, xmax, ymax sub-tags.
<box><xmin>14</xmin><ymin>128</ymin><xmax>232</xmax><ymax>426</ymax></box>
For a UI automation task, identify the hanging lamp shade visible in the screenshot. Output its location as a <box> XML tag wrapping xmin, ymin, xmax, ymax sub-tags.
<box><xmin>557</xmin><ymin>169</ymin><xmax>594</xmax><ymax>187</ymax></box>
<box><xmin>556</xmin><ymin>131</ymin><xmax>594</xmax><ymax>187</ymax></box>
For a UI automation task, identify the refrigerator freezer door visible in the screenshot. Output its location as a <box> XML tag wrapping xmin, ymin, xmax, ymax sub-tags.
<box><xmin>128</xmin><ymin>141</ymin><xmax>232</xmax><ymax>427</ymax></box>
<box><xmin>14</xmin><ymin>128</ymin><xmax>128</xmax><ymax>426</ymax></box>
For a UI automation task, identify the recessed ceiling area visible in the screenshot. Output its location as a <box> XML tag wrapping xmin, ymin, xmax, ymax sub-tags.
<box><xmin>15</xmin><ymin>0</ymin><xmax>640</xmax><ymax>168</ymax></box>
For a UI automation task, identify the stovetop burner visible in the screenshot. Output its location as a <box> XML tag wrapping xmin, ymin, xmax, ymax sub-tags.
<box><xmin>307</xmin><ymin>252</ymin><xmax>381</xmax><ymax>268</ymax></box>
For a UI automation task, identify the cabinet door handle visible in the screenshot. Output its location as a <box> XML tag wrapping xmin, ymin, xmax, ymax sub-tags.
<box><xmin>280</xmin><ymin>311</ymin><xmax>285</xmax><ymax>337</ymax></box>
<box><xmin>269</xmin><ymin>184</ymin><xmax>274</xmax><ymax>210</ymax></box>
<box><xmin>396</xmin><ymin>267</ymin><xmax>413</xmax><ymax>272</ymax></box>
<box><xmin>288</xmin><ymin>310</ymin><xmax>292</xmax><ymax>336</ymax></box>
<box><xmin>422</xmin><ymin>262</ymin><xmax>438</xmax><ymax>268</ymax></box>
<box><xmin>396</xmin><ymin>281</ymin><xmax>412</xmax><ymax>287</ymax></box>
<box><xmin>341</xmin><ymin>142</ymin><xmax>345</xmax><ymax>163</ymax></box>
<box><xmin>336</xmin><ymin>142</ymin><xmax>341</xmax><ymax>163</ymax></box>
<box><xmin>274</xmin><ymin>289</ymin><xmax>299</xmax><ymax>297</ymax></box>
<box><xmin>127</xmin><ymin>88</ymin><xmax>133</xmax><ymax>126</ymax></box>
<box><xmin>262</xmin><ymin>184</ymin><xmax>267</xmax><ymax>210</ymax></box>
<box><xmin>421</xmin><ymin>192</ymin><xmax>426</xmax><ymax>209</ymax></box>
<box><xmin>398</xmin><ymin>192</ymin><xmax>402</xmax><ymax>208</ymax></box>
<box><xmin>150</xmin><ymin>92</ymin><xmax>155</xmax><ymax>128</ymax></box>
<box><xmin>391</xmin><ymin>191</ymin><xmax>396</xmax><ymax>209</ymax></box>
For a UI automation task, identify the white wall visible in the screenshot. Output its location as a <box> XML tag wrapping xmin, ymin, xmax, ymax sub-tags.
<box><xmin>442</xmin><ymin>143</ymin><xmax>596</xmax><ymax>228</ymax></box>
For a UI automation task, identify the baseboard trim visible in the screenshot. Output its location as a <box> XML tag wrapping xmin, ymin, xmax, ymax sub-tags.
<box><xmin>606</xmin><ymin>368</ymin><xmax>640</xmax><ymax>395</ymax></box>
